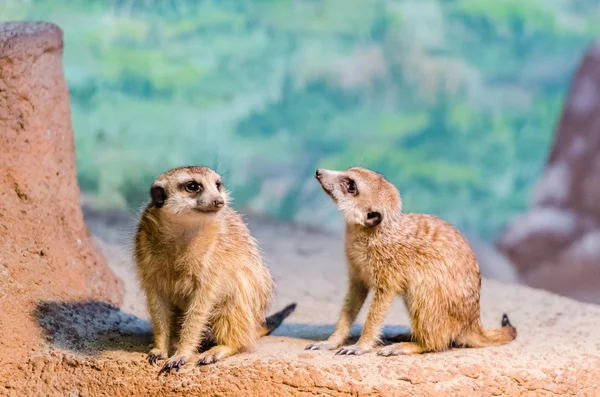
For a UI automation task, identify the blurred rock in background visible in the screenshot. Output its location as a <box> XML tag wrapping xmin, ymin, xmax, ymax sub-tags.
<box><xmin>497</xmin><ymin>41</ymin><xmax>600</xmax><ymax>304</ymax></box>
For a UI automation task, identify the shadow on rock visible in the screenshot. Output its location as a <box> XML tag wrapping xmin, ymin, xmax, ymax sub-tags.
<box><xmin>271</xmin><ymin>323</ymin><xmax>412</xmax><ymax>345</ymax></box>
<box><xmin>35</xmin><ymin>300</ymin><xmax>152</xmax><ymax>355</ymax></box>
<box><xmin>35</xmin><ymin>301</ymin><xmax>412</xmax><ymax>355</ymax></box>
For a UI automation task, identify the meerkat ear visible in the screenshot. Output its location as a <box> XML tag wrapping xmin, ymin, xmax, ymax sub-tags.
<box><xmin>365</xmin><ymin>211</ymin><xmax>382</xmax><ymax>228</ymax></box>
<box><xmin>150</xmin><ymin>185</ymin><xmax>167</xmax><ymax>208</ymax></box>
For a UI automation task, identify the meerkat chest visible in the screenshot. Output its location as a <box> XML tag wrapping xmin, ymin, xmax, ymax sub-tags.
<box><xmin>147</xmin><ymin>260</ymin><xmax>198</xmax><ymax>294</ymax></box>
<box><xmin>141</xmin><ymin>244</ymin><xmax>209</xmax><ymax>302</ymax></box>
<box><xmin>345</xmin><ymin>231</ymin><xmax>409</xmax><ymax>287</ymax></box>
<box><xmin>344</xmin><ymin>234</ymin><xmax>376</xmax><ymax>284</ymax></box>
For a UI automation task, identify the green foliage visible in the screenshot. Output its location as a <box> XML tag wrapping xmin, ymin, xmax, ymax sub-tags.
<box><xmin>452</xmin><ymin>0</ymin><xmax>558</xmax><ymax>32</ymax></box>
<box><xmin>2</xmin><ymin>0</ymin><xmax>597</xmax><ymax>239</ymax></box>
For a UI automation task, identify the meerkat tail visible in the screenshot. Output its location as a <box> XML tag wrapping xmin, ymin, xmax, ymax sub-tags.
<box><xmin>260</xmin><ymin>303</ymin><xmax>297</xmax><ymax>337</ymax></box>
<box><xmin>465</xmin><ymin>314</ymin><xmax>517</xmax><ymax>348</ymax></box>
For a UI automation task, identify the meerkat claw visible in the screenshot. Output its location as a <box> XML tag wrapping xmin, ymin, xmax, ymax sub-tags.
<box><xmin>377</xmin><ymin>346</ymin><xmax>397</xmax><ymax>356</ymax></box>
<box><xmin>197</xmin><ymin>353</ymin><xmax>220</xmax><ymax>366</ymax></box>
<box><xmin>305</xmin><ymin>342</ymin><xmax>337</xmax><ymax>351</ymax></box>
<box><xmin>158</xmin><ymin>357</ymin><xmax>185</xmax><ymax>376</ymax></box>
<box><xmin>147</xmin><ymin>352</ymin><xmax>163</xmax><ymax>365</ymax></box>
<box><xmin>336</xmin><ymin>345</ymin><xmax>369</xmax><ymax>356</ymax></box>
<box><xmin>197</xmin><ymin>356</ymin><xmax>217</xmax><ymax>366</ymax></box>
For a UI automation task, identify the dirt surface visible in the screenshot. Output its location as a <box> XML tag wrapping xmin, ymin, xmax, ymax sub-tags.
<box><xmin>0</xmin><ymin>21</ymin><xmax>122</xmax><ymax>373</ymax></box>
<box><xmin>3</xmin><ymin>21</ymin><xmax>600</xmax><ymax>397</ymax></box>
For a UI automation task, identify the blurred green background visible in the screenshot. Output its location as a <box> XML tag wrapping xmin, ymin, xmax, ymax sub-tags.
<box><xmin>3</xmin><ymin>0</ymin><xmax>598</xmax><ymax>240</ymax></box>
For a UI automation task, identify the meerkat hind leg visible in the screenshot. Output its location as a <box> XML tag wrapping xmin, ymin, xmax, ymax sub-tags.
<box><xmin>198</xmin><ymin>298</ymin><xmax>254</xmax><ymax>365</ymax></box>
<box><xmin>377</xmin><ymin>342</ymin><xmax>428</xmax><ymax>356</ymax></box>
<box><xmin>197</xmin><ymin>345</ymin><xmax>237</xmax><ymax>365</ymax></box>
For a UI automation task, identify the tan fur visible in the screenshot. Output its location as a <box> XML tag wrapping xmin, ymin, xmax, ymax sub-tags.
<box><xmin>134</xmin><ymin>166</ymin><xmax>275</xmax><ymax>373</ymax></box>
<box><xmin>306</xmin><ymin>167</ymin><xmax>517</xmax><ymax>356</ymax></box>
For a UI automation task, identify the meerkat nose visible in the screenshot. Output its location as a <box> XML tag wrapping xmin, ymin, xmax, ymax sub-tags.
<box><xmin>315</xmin><ymin>169</ymin><xmax>323</xmax><ymax>179</ymax></box>
<box><xmin>213</xmin><ymin>198</ymin><xmax>224</xmax><ymax>208</ymax></box>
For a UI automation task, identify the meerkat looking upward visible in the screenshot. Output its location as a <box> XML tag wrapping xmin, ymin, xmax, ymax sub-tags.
<box><xmin>306</xmin><ymin>167</ymin><xmax>516</xmax><ymax>356</ymax></box>
<box><xmin>134</xmin><ymin>166</ymin><xmax>295</xmax><ymax>375</ymax></box>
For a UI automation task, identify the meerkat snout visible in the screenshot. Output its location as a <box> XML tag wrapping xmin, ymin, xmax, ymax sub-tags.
<box><xmin>314</xmin><ymin>168</ymin><xmax>346</xmax><ymax>199</ymax></box>
<box><xmin>213</xmin><ymin>197</ymin><xmax>224</xmax><ymax>207</ymax></box>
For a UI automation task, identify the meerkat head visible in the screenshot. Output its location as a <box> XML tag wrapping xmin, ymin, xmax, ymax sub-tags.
<box><xmin>315</xmin><ymin>167</ymin><xmax>402</xmax><ymax>229</ymax></box>
<box><xmin>148</xmin><ymin>166</ymin><xmax>230</xmax><ymax>216</ymax></box>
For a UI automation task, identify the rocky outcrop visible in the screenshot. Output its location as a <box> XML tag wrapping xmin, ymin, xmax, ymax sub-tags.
<box><xmin>497</xmin><ymin>41</ymin><xmax>600</xmax><ymax>305</ymax></box>
<box><xmin>6</xmin><ymin>279</ymin><xmax>600</xmax><ymax>396</ymax></box>
<box><xmin>0</xmin><ymin>21</ymin><xmax>123</xmax><ymax>374</ymax></box>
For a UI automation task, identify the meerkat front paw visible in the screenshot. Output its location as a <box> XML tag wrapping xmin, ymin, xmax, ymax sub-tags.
<box><xmin>147</xmin><ymin>348</ymin><xmax>166</xmax><ymax>365</ymax></box>
<box><xmin>158</xmin><ymin>354</ymin><xmax>187</xmax><ymax>375</ymax></box>
<box><xmin>335</xmin><ymin>345</ymin><xmax>371</xmax><ymax>356</ymax></box>
<box><xmin>305</xmin><ymin>341</ymin><xmax>340</xmax><ymax>351</ymax></box>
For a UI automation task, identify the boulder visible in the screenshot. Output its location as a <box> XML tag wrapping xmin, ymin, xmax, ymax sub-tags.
<box><xmin>0</xmin><ymin>21</ymin><xmax>123</xmax><ymax>375</ymax></box>
<box><xmin>497</xmin><ymin>41</ymin><xmax>600</xmax><ymax>304</ymax></box>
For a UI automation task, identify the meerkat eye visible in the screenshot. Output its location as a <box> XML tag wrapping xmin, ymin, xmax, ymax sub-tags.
<box><xmin>346</xmin><ymin>179</ymin><xmax>357</xmax><ymax>195</ymax></box>
<box><xmin>185</xmin><ymin>181</ymin><xmax>200</xmax><ymax>193</ymax></box>
<box><xmin>216</xmin><ymin>180</ymin><xmax>222</xmax><ymax>190</ymax></box>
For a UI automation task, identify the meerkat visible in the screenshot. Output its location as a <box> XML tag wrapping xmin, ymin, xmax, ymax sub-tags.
<box><xmin>306</xmin><ymin>167</ymin><xmax>516</xmax><ymax>356</ymax></box>
<box><xmin>134</xmin><ymin>166</ymin><xmax>296</xmax><ymax>375</ymax></box>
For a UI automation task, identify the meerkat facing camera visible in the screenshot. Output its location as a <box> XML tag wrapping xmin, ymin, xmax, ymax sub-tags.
<box><xmin>134</xmin><ymin>166</ymin><xmax>295</xmax><ymax>375</ymax></box>
<box><xmin>306</xmin><ymin>167</ymin><xmax>516</xmax><ymax>356</ymax></box>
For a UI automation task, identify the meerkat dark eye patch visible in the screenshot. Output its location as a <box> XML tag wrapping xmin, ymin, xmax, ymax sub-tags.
<box><xmin>150</xmin><ymin>185</ymin><xmax>167</xmax><ymax>208</ymax></box>
<box><xmin>344</xmin><ymin>178</ymin><xmax>358</xmax><ymax>195</ymax></box>
<box><xmin>183</xmin><ymin>181</ymin><xmax>202</xmax><ymax>193</ymax></box>
<box><xmin>365</xmin><ymin>211</ymin><xmax>382</xmax><ymax>228</ymax></box>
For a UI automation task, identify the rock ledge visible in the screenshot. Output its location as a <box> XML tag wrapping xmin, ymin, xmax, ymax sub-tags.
<box><xmin>8</xmin><ymin>281</ymin><xmax>600</xmax><ymax>396</ymax></box>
